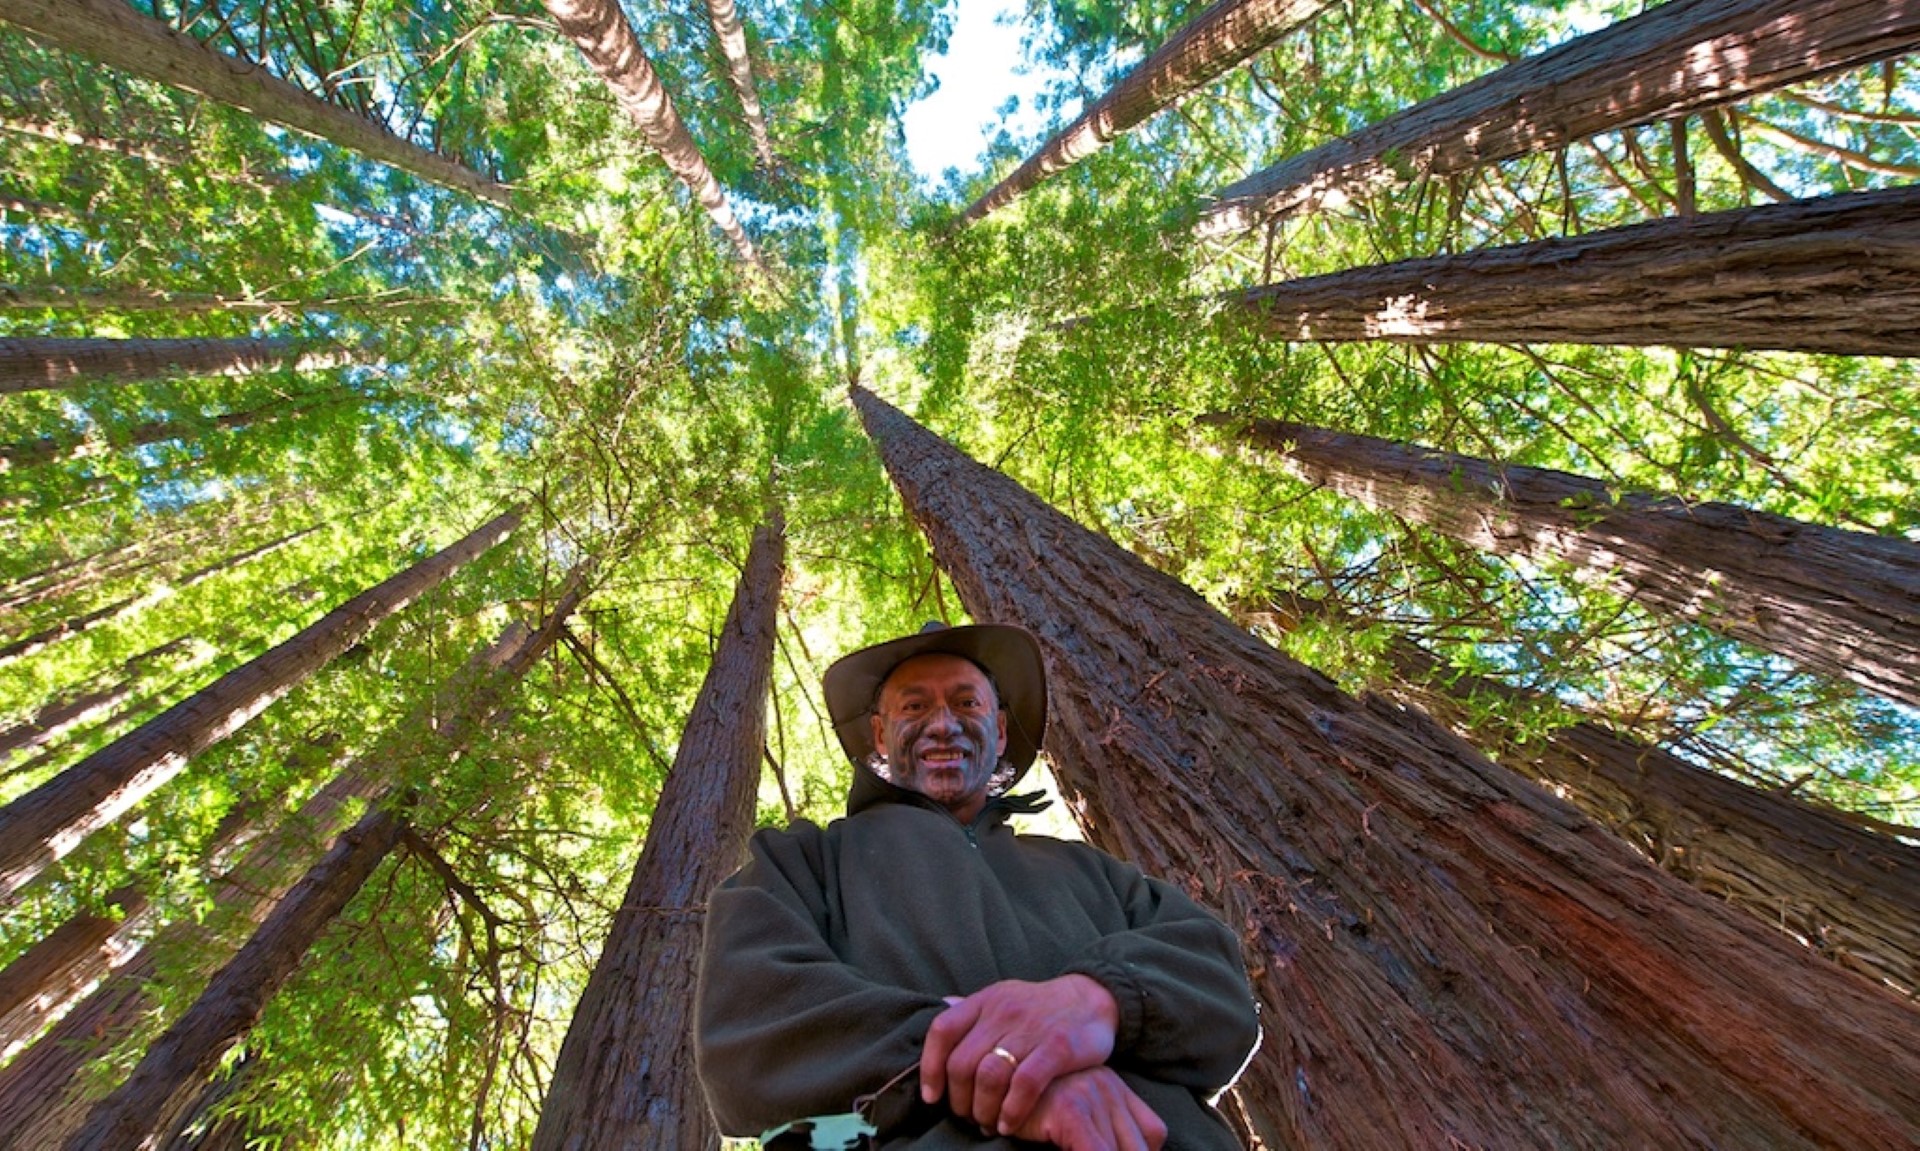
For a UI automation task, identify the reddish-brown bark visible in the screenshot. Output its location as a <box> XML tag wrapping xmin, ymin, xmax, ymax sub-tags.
<box><xmin>0</xmin><ymin>336</ymin><xmax>363</xmax><ymax>395</ymax></box>
<box><xmin>1201</xmin><ymin>0</ymin><xmax>1920</xmax><ymax>233</ymax></box>
<box><xmin>0</xmin><ymin>508</ymin><xmax>522</xmax><ymax>897</ymax></box>
<box><xmin>0</xmin><ymin>884</ymin><xmax>149</xmax><ymax>1055</ymax></box>
<box><xmin>533</xmin><ymin>517</ymin><xmax>782</xmax><ymax>1150</ymax></box>
<box><xmin>0</xmin><ymin>0</ymin><xmax>515</xmax><ymax>208</ymax></box>
<box><xmin>1241</xmin><ymin>591</ymin><xmax>1920</xmax><ymax>999</ymax></box>
<box><xmin>852</xmin><ymin>384</ymin><xmax>1920</xmax><ymax>1149</ymax></box>
<box><xmin>63</xmin><ymin>573</ymin><xmax>593</xmax><ymax>1148</ymax></box>
<box><xmin>1224</xmin><ymin>417</ymin><xmax>1920</xmax><ymax>710</ymax></box>
<box><xmin>1220</xmin><ymin>184</ymin><xmax>1920</xmax><ymax>357</ymax></box>
<box><xmin>961</xmin><ymin>0</ymin><xmax>1328</xmax><ymax>225</ymax></box>
<box><xmin>542</xmin><ymin>0</ymin><xmax>761</xmax><ymax>268</ymax></box>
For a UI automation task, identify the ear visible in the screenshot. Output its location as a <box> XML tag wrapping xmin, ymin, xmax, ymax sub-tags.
<box><xmin>869</xmin><ymin>711</ymin><xmax>889</xmax><ymax>759</ymax></box>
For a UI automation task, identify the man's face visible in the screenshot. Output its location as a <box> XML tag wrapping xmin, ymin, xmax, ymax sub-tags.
<box><xmin>869</xmin><ymin>653</ymin><xmax>1009</xmax><ymax>821</ymax></box>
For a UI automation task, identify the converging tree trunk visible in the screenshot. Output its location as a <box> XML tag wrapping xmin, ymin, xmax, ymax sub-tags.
<box><xmin>959</xmin><ymin>0</ymin><xmax>1328</xmax><ymax>225</ymax></box>
<box><xmin>702</xmin><ymin>0</ymin><xmax>777</xmax><ymax>169</ymax></box>
<box><xmin>1199</xmin><ymin>0</ymin><xmax>1920</xmax><ymax>235</ymax></box>
<box><xmin>542</xmin><ymin>0</ymin><xmax>762</xmax><ymax>267</ymax></box>
<box><xmin>0</xmin><ymin>386</ymin><xmax>367</xmax><ymax>472</ymax></box>
<box><xmin>0</xmin><ymin>524</ymin><xmax>323</xmax><ymax>664</ymax></box>
<box><xmin>533</xmin><ymin>515</ymin><xmax>782</xmax><ymax>1150</ymax></box>
<box><xmin>0</xmin><ymin>508</ymin><xmax>521</xmax><ymax>897</ymax></box>
<box><xmin>0</xmin><ymin>336</ymin><xmax>366</xmax><ymax>395</ymax></box>
<box><xmin>0</xmin><ymin>614</ymin><xmax>546</xmax><ymax>1148</ymax></box>
<box><xmin>63</xmin><ymin>570</ymin><xmax>594</xmax><ymax>1149</ymax></box>
<box><xmin>0</xmin><ymin>0</ymin><xmax>516</xmax><ymax>209</ymax></box>
<box><xmin>1220</xmin><ymin>417</ymin><xmax>1920</xmax><ymax>710</ymax></box>
<box><xmin>851</xmin><ymin>385</ymin><xmax>1920</xmax><ymax>1149</ymax></box>
<box><xmin>1218</xmin><ymin>183</ymin><xmax>1920</xmax><ymax>356</ymax></box>
<box><xmin>1238</xmin><ymin>590</ymin><xmax>1920</xmax><ymax>998</ymax></box>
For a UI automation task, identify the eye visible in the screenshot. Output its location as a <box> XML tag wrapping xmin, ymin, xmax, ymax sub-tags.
<box><xmin>897</xmin><ymin>699</ymin><xmax>927</xmax><ymax>716</ymax></box>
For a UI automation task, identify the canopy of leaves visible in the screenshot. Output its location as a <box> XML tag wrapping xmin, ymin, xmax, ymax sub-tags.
<box><xmin>0</xmin><ymin>0</ymin><xmax>1914</xmax><ymax>1142</ymax></box>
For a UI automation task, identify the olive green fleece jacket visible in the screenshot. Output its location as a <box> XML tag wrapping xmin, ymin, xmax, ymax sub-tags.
<box><xmin>694</xmin><ymin>768</ymin><xmax>1259</xmax><ymax>1149</ymax></box>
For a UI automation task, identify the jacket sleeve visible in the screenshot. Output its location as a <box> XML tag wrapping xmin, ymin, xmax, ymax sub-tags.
<box><xmin>694</xmin><ymin>824</ymin><xmax>946</xmax><ymax>1138</ymax></box>
<box><xmin>1063</xmin><ymin>856</ymin><xmax>1260</xmax><ymax>1093</ymax></box>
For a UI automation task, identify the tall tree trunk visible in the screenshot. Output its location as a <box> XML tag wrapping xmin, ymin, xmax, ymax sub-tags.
<box><xmin>0</xmin><ymin>386</ymin><xmax>367</xmax><ymax>472</ymax></box>
<box><xmin>850</xmin><ymin>385</ymin><xmax>1920</xmax><ymax>1149</ymax></box>
<box><xmin>961</xmin><ymin>0</ymin><xmax>1328</xmax><ymax>226</ymax></box>
<box><xmin>532</xmin><ymin>517</ymin><xmax>782</xmax><ymax>1150</ymax></box>
<box><xmin>0</xmin><ymin>285</ymin><xmax>429</xmax><ymax>317</ymax></box>
<box><xmin>541</xmin><ymin>0</ymin><xmax>762</xmax><ymax>268</ymax></box>
<box><xmin>1239</xmin><ymin>591</ymin><xmax>1920</xmax><ymax>998</ymax></box>
<box><xmin>0</xmin><ymin>618</ymin><xmax>543</xmax><ymax>1148</ymax></box>
<box><xmin>0</xmin><ymin>507</ymin><xmax>522</xmax><ymax>897</ymax></box>
<box><xmin>0</xmin><ymin>786</ymin><xmax>269</xmax><ymax>1055</ymax></box>
<box><xmin>702</xmin><ymin>0</ymin><xmax>776</xmax><ymax>169</ymax></box>
<box><xmin>0</xmin><ymin>0</ymin><xmax>515</xmax><ymax>209</ymax></box>
<box><xmin>0</xmin><ymin>336</ymin><xmax>365</xmax><ymax>395</ymax></box>
<box><xmin>0</xmin><ymin>883</ymin><xmax>150</xmax><ymax>1055</ymax></box>
<box><xmin>64</xmin><ymin>569</ymin><xmax>594</xmax><ymax>1149</ymax></box>
<box><xmin>1217</xmin><ymin>183</ymin><xmax>1920</xmax><ymax>356</ymax></box>
<box><xmin>0</xmin><ymin>524</ymin><xmax>323</xmax><ymax>663</ymax></box>
<box><xmin>1199</xmin><ymin>0</ymin><xmax>1920</xmax><ymax>235</ymax></box>
<box><xmin>0</xmin><ymin>680</ymin><xmax>135</xmax><ymax>760</ymax></box>
<box><xmin>1220</xmin><ymin>416</ymin><xmax>1920</xmax><ymax>710</ymax></box>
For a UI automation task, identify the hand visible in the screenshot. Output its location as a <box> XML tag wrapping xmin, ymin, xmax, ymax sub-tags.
<box><xmin>919</xmin><ymin>974</ymin><xmax>1120</xmax><ymax>1135</ymax></box>
<box><xmin>1007</xmin><ymin>1067</ymin><xmax>1167</xmax><ymax>1151</ymax></box>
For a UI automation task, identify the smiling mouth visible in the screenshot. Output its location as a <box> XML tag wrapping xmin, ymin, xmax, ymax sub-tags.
<box><xmin>918</xmin><ymin>747</ymin><xmax>969</xmax><ymax>767</ymax></box>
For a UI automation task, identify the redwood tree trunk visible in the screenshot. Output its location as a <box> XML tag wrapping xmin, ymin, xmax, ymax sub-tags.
<box><xmin>1223</xmin><ymin>417</ymin><xmax>1920</xmax><ymax>709</ymax></box>
<box><xmin>960</xmin><ymin>0</ymin><xmax>1328</xmax><ymax>225</ymax></box>
<box><xmin>0</xmin><ymin>524</ymin><xmax>322</xmax><ymax>664</ymax></box>
<box><xmin>0</xmin><ymin>0</ymin><xmax>515</xmax><ymax>209</ymax></box>
<box><xmin>62</xmin><ymin>571</ymin><xmax>593</xmax><ymax>1148</ymax></box>
<box><xmin>1241</xmin><ymin>591</ymin><xmax>1920</xmax><ymax>998</ymax></box>
<box><xmin>542</xmin><ymin>0</ymin><xmax>761</xmax><ymax>267</ymax></box>
<box><xmin>0</xmin><ymin>883</ymin><xmax>149</xmax><ymax>1054</ymax></box>
<box><xmin>1218</xmin><ymin>184</ymin><xmax>1920</xmax><ymax>357</ymax></box>
<box><xmin>1200</xmin><ymin>0</ymin><xmax>1920</xmax><ymax>233</ymax></box>
<box><xmin>1</xmin><ymin>386</ymin><xmax>365</xmax><ymax>471</ymax></box>
<box><xmin>0</xmin><ymin>614</ymin><xmax>548</xmax><ymax>1148</ymax></box>
<box><xmin>0</xmin><ymin>336</ymin><xmax>361</xmax><ymax>395</ymax></box>
<box><xmin>0</xmin><ymin>507</ymin><xmax>521</xmax><ymax>896</ymax></box>
<box><xmin>702</xmin><ymin>0</ymin><xmax>776</xmax><ymax>169</ymax></box>
<box><xmin>532</xmin><ymin>516</ymin><xmax>782</xmax><ymax>1150</ymax></box>
<box><xmin>851</xmin><ymin>384</ymin><xmax>1920</xmax><ymax>1149</ymax></box>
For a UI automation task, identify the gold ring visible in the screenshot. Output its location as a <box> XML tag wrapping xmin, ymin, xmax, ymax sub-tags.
<box><xmin>990</xmin><ymin>1046</ymin><xmax>1019</xmax><ymax>1068</ymax></box>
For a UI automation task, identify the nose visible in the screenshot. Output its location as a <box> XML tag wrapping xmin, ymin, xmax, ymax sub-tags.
<box><xmin>923</xmin><ymin>705</ymin><xmax>961</xmax><ymax>736</ymax></box>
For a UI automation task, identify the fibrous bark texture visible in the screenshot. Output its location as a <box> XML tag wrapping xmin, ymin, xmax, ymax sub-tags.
<box><xmin>1241</xmin><ymin>592</ymin><xmax>1920</xmax><ymax>999</ymax></box>
<box><xmin>0</xmin><ymin>508</ymin><xmax>521</xmax><ymax>897</ymax></box>
<box><xmin>960</xmin><ymin>0</ymin><xmax>1327</xmax><ymax>225</ymax></box>
<box><xmin>851</xmin><ymin>384</ymin><xmax>1920</xmax><ymax>1149</ymax></box>
<box><xmin>1226</xmin><ymin>417</ymin><xmax>1920</xmax><ymax>710</ymax></box>
<box><xmin>543</xmin><ymin>0</ymin><xmax>761</xmax><ymax>268</ymax></box>
<box><xmin>0</xmin><ymin>336</ymin><xmax>361</xmax><ymax>395</ymax></box>
<box><xmin>702</xmin><ymin>0</ymin><xmax>776</xmax><ymax>169</ymax></box>
<box><xmin>1200</xmin><ymin>0</ymin><xmax>1920</xmax><ymax>234</ymax></box>
<box><xmin>0</xmin><ymin>0</ymin><xmax>515</xmax><ymax>209</ymax></box>
<box><xmin>1223</xmin><ymin>183</ymin><xmax>1920</xmax><ymax>356</ymax></box>
<box><xmin>532</xmin><ymin>516</ymin><xmax>783</xmax><ymax>1151</ymax></box>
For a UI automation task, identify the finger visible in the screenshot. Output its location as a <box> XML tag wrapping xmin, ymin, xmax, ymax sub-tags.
<box><xmin>996</xmin><ymin>1041</ymin><xmax>1071</xmax><ymax>1133</ymax></box>
<box><xmin>1125</xmin><ymin>1090</ymin><xmax>1167</xmax><ymax>1151</ymax></box>
<box><xmin>969</xmin><ymin>1046</ymin><xmax>1020</xmax><ymax>1132</ymax></box>
<box><xmin>920</xmin><ymin>998</ymin><xmax>980</xmax><ymax>1103</ymax></box>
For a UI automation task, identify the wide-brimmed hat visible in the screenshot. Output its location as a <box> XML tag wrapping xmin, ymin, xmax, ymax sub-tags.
<box><xmin>823</xmin><ymin>621</ymin><xmax>1047</xmax><ymax>774</ymax></box>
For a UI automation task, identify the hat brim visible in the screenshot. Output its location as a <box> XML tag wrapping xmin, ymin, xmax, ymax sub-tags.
<box><xmin>823</xmin><ymin>623</ymin><xmax>1046</xmax><ymax>777</ymax></box>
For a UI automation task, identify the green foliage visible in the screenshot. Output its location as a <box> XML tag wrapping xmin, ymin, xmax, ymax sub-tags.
<box><xmin>1</xmin><ymin>0</ymin><xmax>1916</xmax><ymax>1143</ymax></box>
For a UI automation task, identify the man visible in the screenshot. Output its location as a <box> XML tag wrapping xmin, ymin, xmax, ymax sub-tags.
<box><xmin>695</xmin><ymin>622</ymin><xmax>1259</xmax><ymax>1150</ymax></box>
